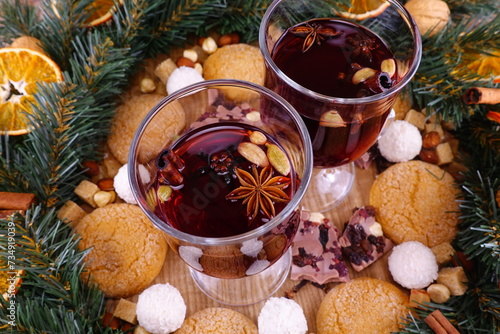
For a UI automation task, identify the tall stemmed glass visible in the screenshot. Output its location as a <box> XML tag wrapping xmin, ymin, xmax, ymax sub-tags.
<box><xmin>259</xmin><ymin>0</ymin><xmax>422</xmax><ymax>212</ymax></box>
<box><xmin>128</xmin><ymin>79</ymin><xmax>312</xmax><ymax>306</ymax></box>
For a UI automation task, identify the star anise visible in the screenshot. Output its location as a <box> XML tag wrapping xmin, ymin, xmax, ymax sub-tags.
<box><xmin>226</xmin><ymin>164</ymin><xmax>291</xmax><ymax>221</ymax></box>
<box><xmin>291</xmin><ymin>22</ymin><xmax>342</xmax><ymax>53</ymax></box>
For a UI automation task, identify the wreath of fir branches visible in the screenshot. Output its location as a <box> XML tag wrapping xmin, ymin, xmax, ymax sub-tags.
<box><xmin>0</xmin><ymin>0</ymin><xmax>499</xmax><ymax>332</ymax></box>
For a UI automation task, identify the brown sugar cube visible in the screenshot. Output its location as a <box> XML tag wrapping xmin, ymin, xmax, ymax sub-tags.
<box><xmin>422</xmin><ymin>108</ymin><xmax>437</xmax><ymax>124</ymax></box>
<box><xmin>409</xmin><ymin>289</ymin><xmax>431</xmax><ymax>309</ymax></box>
<box><xmin>431</xmin><ymin>242</ymin><xmax>455</xmax><ymax>265</ymax></box>
<box><xmin>74</xmin><ymin>180</ymin><xmax>100</xmax><ymax>208</ymax></box>
<box><xmin>154</xmin><ymin>58</ymin><xmax>177</xmax><ymax>84</ymax></box>
<box><xmin>57</xmin><ymin>200</ymin><xmax>87</xmax><ymax>225</ymax></box>
<box><xmin>404</xmin><ymin>109</ymin><xmax>426</xmax><ymax>130</ymax></box>
<box><xmin>437</xmin><ymin>266</ymin><xmax>468</xmax><ymax>296</ymax></box>
<box><xmin>114</xmin><ymin>298</ymin><xmax>137</xmax><ymax>325</ymax></box>
<box><xmin>436</xmin><ymin>142</ymin><xmax>454</xmax><ymax>165</ymax></box>
<box><xmin>425</xmin><ymin>122</ymin><xmax>445</xmax><ymax>140</ymax></box>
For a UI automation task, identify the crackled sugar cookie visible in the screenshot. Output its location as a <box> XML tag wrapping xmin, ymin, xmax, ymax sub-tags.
<box><xmin>316</xmin><ymin>277</ymin><xmax>408</xmax><ymax>334</ymax></box>
<box><xmin>75</xmin><ymin>203</ymin><xmax>168</xmax><ymax>298</ymax></box>
<box><xmin>369</xmin><ymin>160</ymin><xmax>459</xmax><ymax>248</ymax></box>
<box><xmin>175</xmin><ymin>307</ymin><xmax>257</xmax><ymax>334</ymax></box>
<box><xmin>108</xmin><ymin>93</ymin><xmax>186</xmax><ymax>165</ymax></box>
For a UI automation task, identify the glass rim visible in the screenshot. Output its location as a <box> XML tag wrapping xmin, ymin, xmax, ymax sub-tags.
<box><xmin>128</xmin><ymin>79</ymin><xmax>313</xmax><ymax>246</ymax></box>
<box><xmin>258</xmin><ymin>0</ymin><xmax>422</xmax><ymax>105</ymax></box>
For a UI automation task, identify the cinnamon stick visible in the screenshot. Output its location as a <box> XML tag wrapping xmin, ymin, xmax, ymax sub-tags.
<box><xmin>463</xmin><ymin>87</ymin><xmax>500</xmax><ymax>105</ymax></box>
<box><xmin>424</xmin><ymin>310</ymin><xmax>460</xmax><ymax>334</ymax></box>
<box><xmin>0</xmin><ymin>192</ymin><xmax>36</xmax><ymax>210</ymax></box>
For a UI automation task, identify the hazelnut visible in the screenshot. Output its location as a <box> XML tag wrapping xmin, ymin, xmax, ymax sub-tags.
<box><xmin>82</xmin><ymin>161</ymin><xmax>99</xmax><ymax>176</ymax></box>
<box><xmin>96</xmin><ymin>178</ymin><xmax>114</xmax><ymax>191</ymax></box>
<box><xmin>182</xmin><ymin>49</ymin><xmax>198</xmax><ymax>63</ymax></box>
<box><xmin>140</xmin><ymin>77</ymin><xmax>156</xmax><ymax>94</ymax></box>
<box><xmin>176</xmin><ymin>56</ymin><xmax>195</xmax><ymax>68</ymax></box>
<box><xmin>419</xmin><ymin>148</ymin><xmax>438</xmax><ymax>164</ymax></box>
<box><xmin>194</xmin><ymin>62</ymin><xmax>203</xmax><ymax>75</ymax></box>
<box><xmin>227</xmin><ymin>32</ymin><xmax>240</xmax><ymax>44</ymax></box>
<box><xmin>94</xmin><ymin>191</ymin><xmax>115</xmax><ymax>208</ymax></box>
<box><xmin>217</xmin><ymin>34</ymin><xmax>233</xmax><ymax>47</ymax></box>
<box><xmin>202</xmin><ymin>37</ymin><xmax>218</xmax><ymax>54</ymax></box>
<box><xmin>422</xmin><ymin>131</ymin><xmax>441</xmax><ymax>148</ymax></box>
<box><xmin>197</xmin><ymin>36</ymin><xmax>207</xmax><ymax>47</ymax></box>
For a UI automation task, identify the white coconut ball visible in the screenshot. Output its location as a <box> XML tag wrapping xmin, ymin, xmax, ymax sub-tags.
<box><xmin>258</xmin><ymin>297</ymin><xmax>308</xmax><ymax>334</ymax></box>
<box><xmin>166</xmin><ymin>66</ymin><xmax>205</xmax><ymax>95</ymax></box>
<box><xmin>388</xmin><ymin>241</ymin><xmax>438</xmax><ymax>289</ymax></box>
<box><xmin>136</xmin><ymin>283</ymin><xmax>186</xmax><ymax>334</ymax></box>
<box><xmin>114</xmin><ymin>163</ymin><xmax>150</xmax><ymax>204</ymax></box>
<box><xmin>377</xmin><ymin>120</ymin><xmax>422</xmax><ymax>163</ymax></box>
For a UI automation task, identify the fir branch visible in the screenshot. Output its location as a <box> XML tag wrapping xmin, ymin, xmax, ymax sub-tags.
<box><xmin>202</xmin><ymin>0</ymin><xmax>271</xmax><ymax>43</ymax></box>
<box><xmin>137</xmin><ymin>0</ymin><xmax>226</xmax><ymax>57</ymax></box>
<box><xmin>0</xmin><ymin>207</ymin><xmax>115</xmax><ymax>333</ymax></box>
<box><xmin>0</xmin><ymin>0</ymin><xmax>40</xmax><ymax>46</ymax></box>
<box><xmin>409</xmin><ymin>10</ymin><xmax>499</xmax><ymax>125</ymax></box>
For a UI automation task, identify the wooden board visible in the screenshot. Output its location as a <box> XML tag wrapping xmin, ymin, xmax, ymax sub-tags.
<box><xmin>113</xmin><ymin>164</ymin><xmax>399</xmax><ymax>333</ymax></box>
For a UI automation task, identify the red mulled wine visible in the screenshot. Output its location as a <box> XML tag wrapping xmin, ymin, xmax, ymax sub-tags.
<box><xmin>268</xmin><ymin>18</ymin><xmax>398</xmax><ymax>167</ymax></box>
<box><xmin>149</xmin><ymin>122</ymin><xmax>298</xmax><ymax>238</ymax></box>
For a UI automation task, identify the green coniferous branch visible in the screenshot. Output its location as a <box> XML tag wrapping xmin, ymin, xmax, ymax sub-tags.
<box><xmin>409</xmin><ymin>9</ymin><xmax>500</xmax><ymax>125</ymax></box>
<box><xmin>0</xmin><ymin>0</ymin><xmax>39</xmax><ymax>46</ymax></box>
<box><xmin>136</xmin><ymin>0</ymin><xmax>227</xmax><ymax>57</ymax></box>
<box><xmin>202</xmin><ymin>0</ymin><xmax>271</xmax><ymax>43</ymax></box>
<box><xmin>0</xmin><ymin>207</ymin><xmax>118</xmax><ymax>333</ymax></box>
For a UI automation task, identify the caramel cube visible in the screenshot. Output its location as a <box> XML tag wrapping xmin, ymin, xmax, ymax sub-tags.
<box><xmin>422</xmin><ymin>108</ymin><xmax>437</xmax><ymax>124</ymax></box>
<box><xmin>404</xmin><ymin>109</ymin><xmax>426</xmax><ymax>130</ymax></box>
<box><xmin>74</xmin><ymin>180</ymin><xmax>99</xmax><ymax>208</ymax></box>
<box><xmin>436</xmin><ymin>142</ymin><xmax>454</xmax><ymax>165</ymax></box>
<box><xmin>57</xmin><ymin>200</ymin><xmax>87</xmax><ymax>226</ymax></box>
<box><xmin>409</xmin><ymin>289</ymin><xmax>431</xmax><ymax>309</ymax></box>
<box><xmin>437</xmin><ymin>266</ymin><xmax>468</xmax><ymax>296</ymax></box>
<box><xmin>114</xmin><ymin>298</ymin><xmax>137</xmax><ymax>325</ymax></box>
<box><xmin>154</xmin><ymin>58</ymin><xmax>177</xmax><ymax>84</ymax></box>
<box><xmin>431</xmin><ymin>242</ymin><xmax>455</xmax><ymax>265</ymax></box>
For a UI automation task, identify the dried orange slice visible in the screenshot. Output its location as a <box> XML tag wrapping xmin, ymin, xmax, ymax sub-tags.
<box><xmin>0</xmin><ymin>47</ymin><xmax>63</xmax><ymax>135</ymax></box>
<box><xmin>467</xmin><ymin>51</ymin><xmax>500</xmax><ymax>83</ymax></box>
<box><xmin>1</xmin><ymin>259</ymin><xmax>24</xmax><ymax>301</ymax></box>
<box><xmin>339</xmin><ymin>0</ymin><xmax>390</xmax><ymax>20</ymax></box>
<box><xmin>84</xmin><ymin>0</ymin><xmax>122</xmax><ymax>27</ymax></box>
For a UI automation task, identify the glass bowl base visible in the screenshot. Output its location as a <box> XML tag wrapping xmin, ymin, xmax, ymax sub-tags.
<box><xmin>189</xmin><ymin>248</ymin><xmax>292</xmax><ymax>306</ymax></box>
<box><xmin>301</xmin><ymin>163</ymin><xmax>355</xmax><ymax>212</ymax></box>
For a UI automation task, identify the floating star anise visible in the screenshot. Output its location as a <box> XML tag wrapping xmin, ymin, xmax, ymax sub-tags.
<box><xmin>291</xmin><ymin>22</ymin><xmax>342</xmax><ymax>53</ymax></box>
<box><xmin>226</xmin><ymin>165</ymin><xmax>291</xmax><ymax>221</ymax></box>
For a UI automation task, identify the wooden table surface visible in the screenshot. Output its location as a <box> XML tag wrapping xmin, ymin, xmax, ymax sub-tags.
<box><xmin>115</xmin><ymin>164</ymin><xmax>394</xmax><ymax>333</ymax></box>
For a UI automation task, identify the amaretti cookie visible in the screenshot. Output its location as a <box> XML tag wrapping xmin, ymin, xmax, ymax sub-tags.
<box><xmin>75</xmin><ymin>203</ymin><xmax>168</xmax><ymax>298</ymax></box>
<box><xmin>369</xmin><ymin>160</ymin><xmax>459</xmax><ymax>247</ymax></box>
<box><xmin>107</xmin><ymin>93</ymin><xmax>185</xmax><ymax>165</ymax></box>
<box><xmin>316</xmin><ymin>277</ymin><xmax>408</xmax><ymax>334</ymax></box>
<box><xmin>175</xmin><ymin>307</ymin><xmax>257</xmax><ymax>334</ymax></box>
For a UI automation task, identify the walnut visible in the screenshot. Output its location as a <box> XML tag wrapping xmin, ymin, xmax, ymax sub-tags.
<box><xmin>404</xmin><ymin>0</ymin><xmax>450</xmax><ymax>37</ymax></box>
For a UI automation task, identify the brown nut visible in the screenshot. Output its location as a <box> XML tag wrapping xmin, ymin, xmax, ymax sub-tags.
<box><xmin>419</xmin><ymin>148</ymin><xmax>438</xmax><ymax>164</ymax></box>
<box><xmin>217</xmin><ymin>34</ymin><xmax>233</xmax><ymax>47</ymax></box>
<box><xmin>422</xmin><ymin>131</ymin><xmax>441</xmax><ymax>149</ymax></box>
<box><xmin>82</xmin><ymin>161</ymin><xmax>99</xmax><ymax>176</ymax></box>
<box><xmin>227</xmin><ymin>32</ymin><xmax>240</xmax><ymax>44</ymax></box>
<box><xmin>198</xmin><ymin>37</ymin><xmax>207</xmax><ymax>47</ymax></box>
<box><xmin>176</xmin><ymin>56</ymin><xmax>195</xmax><ymax>68</ymax></box>
<box><xmin>97</xmin><ymin>178</ymin><xmax>114</xmax><ymax>191</ymax></box>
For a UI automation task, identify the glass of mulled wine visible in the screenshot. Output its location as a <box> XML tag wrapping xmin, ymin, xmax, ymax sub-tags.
<box><xmin>128</xmin><ymin>79</ymin><xmax>312</xmax><ymax>306</ymax></box>
<box><xmin>259</xmin><ymin>0</ymin><xmax>422</xmax><ymax>212</ymax></box>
